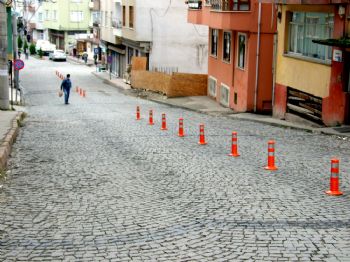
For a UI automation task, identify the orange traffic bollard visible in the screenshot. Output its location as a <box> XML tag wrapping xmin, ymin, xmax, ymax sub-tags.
<box><xmin>161</xmin><ymin>113</ymin><xmax>167</xmax><ymax>130</ymax></box>
<box><xmin>148</xmin><ymin>110</ymin><xmax>154</xmax><ymax>125</ymax></box>
<box><xmin>83</xmin><ymin>90</ymin><xmax>86</xmax><ymax>98</ymax></box>
<box><xmin>136</xmin><ymin>106</ymin><xmax>141</xmax><ymax>120</ymax></box>
<box><xmin>326</xmin><ymin>159</ymin><xmax>343</xmax><ymax>196</ymax></box>
<box><xmin>75</xmin><ymin>86</ymin><xmax>79</xmax><ymax>92</ymax></box>
<box><xmin>178</xmin><ymin>118</ymin><xmax>185</xmax><ymax>137</ymax></box>
<box><xmin>228</xmin><ymin>132</ymin><xmax>240</xmax><ymax>157</ymax></box>
<box><xmin>264</xmin><ymin>140</ymin><xmax>278</xmax><ymax>170</ymax></box>
<box><xmin>198</xmin><ymin>124</ymin><xmax>207</xmax><ymax>145</ymax></box>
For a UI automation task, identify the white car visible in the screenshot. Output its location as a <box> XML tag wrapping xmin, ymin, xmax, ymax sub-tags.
<box><xmin>49</xmin><ymin>50</ymin><xmax>67</xmax><ymax>61</ymax></box>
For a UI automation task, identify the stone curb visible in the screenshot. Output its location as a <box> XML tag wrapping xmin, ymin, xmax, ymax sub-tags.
<box><xmin>90</xmin><ymin>71</ymin><xmax>350</xmax><ymax>138</ymax></box>
<box><xmin>91</xmin><ymin>72</ymin><xmax>118</xmax><ymax>89</ymax></box>
<box><xmin>0</xmin><ymin>112</ymin><xmax>24</xmax><ymax>171</ymax></box>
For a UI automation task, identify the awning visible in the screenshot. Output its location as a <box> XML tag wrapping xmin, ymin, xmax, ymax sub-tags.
<box><xmin>312</xmin><ymin>38</ymin><xmax>350</xmax><ymax>48</ymax></box>
<box><xmin>108</xmin><ymin>45</ymin><xmax>126</xmax><ymax>54</ymax></box>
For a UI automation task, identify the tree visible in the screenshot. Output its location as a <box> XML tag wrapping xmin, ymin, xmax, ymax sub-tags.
<box><xmin>17</xmin><ymin>35</ymin><xmax>23</xmax><ymax>50</ymax></box>
<box><xmin>29</xmin><ymin>43</ymin><xmax>36</xmax><ymax>55</ymax></box>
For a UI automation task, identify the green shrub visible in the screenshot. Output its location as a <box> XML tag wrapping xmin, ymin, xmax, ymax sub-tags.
<box><xmin>29</xmin><ymin>43</ymin><xmax>36</xmax><ymax>55</ymax></box>
<box><xmin>38</xmin><ymin>48</ymin><xmax>43</xmax><ymax>58</ymax></box>
<box><xmin>17</xmin><ymin>36</ymin><xmax>23</xmax><ymax>49</ymax></box>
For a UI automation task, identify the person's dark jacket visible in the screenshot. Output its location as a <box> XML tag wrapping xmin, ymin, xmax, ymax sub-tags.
<box><xmin>61</xmin><ymin>78</ymin><xmax>72</xmax><ymax>91</ymax></box>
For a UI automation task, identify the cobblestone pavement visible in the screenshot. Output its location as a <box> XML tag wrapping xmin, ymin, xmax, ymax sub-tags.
<box><xmin>0</xmin><ymin>57</ymin><xmax>349</xmax><ymax>261</ymax></box>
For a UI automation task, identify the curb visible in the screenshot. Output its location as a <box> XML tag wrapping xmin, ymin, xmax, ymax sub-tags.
<box><xmin>89</xmin><ymin>71</ymin><xmax>350</xmax><ymax>138</ymax></box>
<box><xmin>0</xmin><ymin>112</ymin><xmax>25</xmax><ymax>171</ymax></box>
<box><xmin>91</xmin><ymin>71</ymin><xmax>129</xmax><ymax>92</ymax></box>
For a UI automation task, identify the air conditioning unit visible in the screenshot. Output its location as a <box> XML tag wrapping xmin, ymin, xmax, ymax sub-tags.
<box><xmin>220</xmin><ymin>83</ymin><xmax>229</xmax><ymax>107</ymax></box>
<box><xmin>208</xmin><ymin>76</ymin><xmax>217</xmax><ymax>97</ymax></box>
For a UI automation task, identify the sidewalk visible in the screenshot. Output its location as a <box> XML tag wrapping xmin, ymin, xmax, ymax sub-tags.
<box><xmin>90</xmin><ymin>67</ymin><xmax>350</xmax><ymax>138</ymax></box>
<box><xmin>0</xmin><ymin>109</ymin><xmax>25</xmax><ymax>171</ymax></box>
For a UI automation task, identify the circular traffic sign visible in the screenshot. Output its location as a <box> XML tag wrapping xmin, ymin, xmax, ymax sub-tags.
<box><xmin>14</xmin><ymin>59</ymin><xmax>24</xmax><ymax>71</ymax></box>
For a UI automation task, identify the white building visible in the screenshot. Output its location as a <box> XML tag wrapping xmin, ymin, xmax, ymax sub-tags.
<box><xmin>122</xmin><ymin>0</ymin><xmax>208</xmax><ymax>74</ymax></box>
<box><xmin>101</xmin><ymin>0</ymin><xmax>208</xmax><ymax>78</ymax></box>
<box><xmin>21</xmin><ymin>0</ymin><xmax>46</xmax><ymax>43</ymax></box>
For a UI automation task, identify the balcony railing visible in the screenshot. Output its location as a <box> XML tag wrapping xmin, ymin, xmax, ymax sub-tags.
<box><xmin>210</xmin><ymin>0</ymin><xmax>250</xmax><ymax>11</ymax></box>
<box><xmin>187</xmin><ymin>0</ymin><xmax>202</xmax><ymax>10</ymax></box>
<box><xmin>187</xmin><ymin>0</ymin><xmax>250</xmax><ymax>11</ymax></box>
<box><xmin>112</xmin><ymin>19</ymin><xmax>122</xmax><ymax>29</ymax></box>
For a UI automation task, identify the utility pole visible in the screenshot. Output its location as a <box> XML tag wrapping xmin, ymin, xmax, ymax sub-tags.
<box><xmin>0</xmin><ymin>1</ymin><xmax>10</xmax><ymax>110</ymax></box>
<box><xmin>13</xmin><ymin>11</ymin><xmax>19</xmax><ymax>93</ymax></box>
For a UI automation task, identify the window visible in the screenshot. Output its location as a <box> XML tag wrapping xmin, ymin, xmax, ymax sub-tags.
<box><xmin>208</xmin><ymin>76</ymin><xmax>217</xmax><ymax>97</ymax></box>
<box><xmin>237</xmin><ymin>33</ymin><xmax>246</xmax><ymax>69</ymax></box>
<box><xmin>233</xmin><ymin>0</ymin><xmax>250</xmax><ymax>11</ymax></box>
<box><xmin>122</xmin><ymin>6</ymin><xmax>126</xmax><ymax>26</ymax></box>
<box><xmin>127</xmin><ymin>47</ymin><xmax>134</xmax><ymax>65</ymax></box>
<box><xmin>45</xmin><ymin>10</ymin><xmax>49</xmax><ymax>20</ymax></box>
<box><xmin>288</xmin><ymin>12</ymin><xmax>333</xmax><ymax>61</ymax></box>
<box><xmin>220</xmin><ymin>84</ymin><xmax>230</xmax><ymax>107</ymax></box>
<box><xmin>53</xmin><ymin>10</ymin><xmax>57</xmax><ymax>21</ymax></box>
<box><xmin>129</xmin><ymin>6</ymin><xmax>134</xmax><ymax>28</ymax></box>
<box><xmin>105</xmin><ymin>11</ymin><xmax>107</xmax><ymax>26</ymax></box>
<box><xmin>210</xmin><ymin>29</ymin><xmax>218</xmax><ymax>57</ymax></box>
<box><xmin>70</xmin><ymin>11</ymin><xmax>83</xmax><ymax>22</ymax></box>
<box><xmin>223</xmin><ymin>31</ymin><xmax>231</xmax><ymax>63</ymax></box>
<box><xmin>110</xmin><ymin>11</ymin><xmax>113</xmax><ymax>27</ymax></box>
<box><xmin>38</xmin><ymin>12</ymin><xmax>43</xmax><ymax>22</ymax></box>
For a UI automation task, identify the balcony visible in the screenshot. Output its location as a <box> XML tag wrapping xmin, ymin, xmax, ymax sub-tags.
<box><xmin>28</xmin><ymin>5</ymin><xmax>36</xmax><ymax>13</ymax></box>
<box><xmin>187</xmin><ymin>0</ymin><xmax>202</xmax><ymax>10</ymax></box>
<box><xmin>92</xmin><ymin>0</ymin><xmax>100</xmax><ymax>11</ymax></box>
<box><xmin>188</xmin><ymin>0</ymin><xmax>254</xmax><ymax>29</ymax></box>
<box><xmin>210</xmin><ymin>0</ymin><xmax>250</xmax><ymax>11</ymax></box>
<box><xmin>112</xmin><ymin>19</ymin><xmax>122</xmax><ymax>29</ymax></box>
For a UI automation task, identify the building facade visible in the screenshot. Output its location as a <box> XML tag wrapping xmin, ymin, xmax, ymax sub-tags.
<box><xmin>100</xmin><ymin>0</ymin><xmax>208</xmax><ymax>79</ymax></box>
<box><xmin>187</xmin><ymin>0</ymin><xmax>276</xmax><ymax>111</ymax></box>
<box><xmin>268</xmin><ymin>0</ymin><xmax>350</xmax><ymax>126</ymax></box>
<box><xmin>100</xmin><ymin>0</ymin><xmax>126</xmax><ymax>77</ymax></box>
<box><xmin>43</xmin><ymin>0</ymin><xmax>91</xmax><ymax>51</ymax></box>
<box><xmin>20</xmin><ymin>0</ymin><xmax>46</xmax><ymax>43</ymax></box>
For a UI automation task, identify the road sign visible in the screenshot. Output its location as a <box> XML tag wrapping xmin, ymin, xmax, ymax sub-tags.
<box><xmin>94</xmin><ymin>48</ymin><xmax>99</xmax><ymax>55</ymax></box>
<box><xmin>14</xmin><ymin>59</ymin><xmax>24</xmax><ymax>71</ymax></box>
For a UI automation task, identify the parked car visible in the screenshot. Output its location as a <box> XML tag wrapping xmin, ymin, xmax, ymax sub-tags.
<box><xmin>49</xmin><ymin>50</ymin><xmax>67</xmax><ymax>61</ymax></box>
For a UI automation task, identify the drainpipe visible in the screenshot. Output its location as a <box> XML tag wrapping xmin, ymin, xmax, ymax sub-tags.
<box><xmin>254</xmin><ymin>2</ymin><xmax>262</xmax><ymax>113</ymax></box>
<box><xmin>272</xmin><ymin>32</ymin><xmax>277</xmax><ymax>110</ymax></box>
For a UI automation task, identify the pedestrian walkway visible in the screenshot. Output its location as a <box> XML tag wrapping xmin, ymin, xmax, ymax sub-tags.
<box><xmin>0</xmin><ymin>109</ymin><xmax>24</xmax><ymax>170</ymax></box>
<box><xmin>90</xmin><ymin>70</ymin><xmax>350</xmax><ymax>138</ymax></box>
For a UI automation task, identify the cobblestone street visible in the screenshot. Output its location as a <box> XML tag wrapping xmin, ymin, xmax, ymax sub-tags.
<box><xmin>0</xmin><ymin>58</ymin><xmax>349</xmax><ymax>261</ymax></box>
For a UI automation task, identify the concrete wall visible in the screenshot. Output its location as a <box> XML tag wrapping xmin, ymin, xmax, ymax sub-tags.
<box><xmin>131</xmin><ymin>70</ymin><xmax>207</xmax><ymax>97</ymax></box>
<box><xmin>122</xmin><ymin>0</ymin><xmax>208</xmax><ymax>74</ymax></box>
<box><xmin>149</xmin><ymin>0</ymin><xmax>208</xmax><ymax>74</ymax></box>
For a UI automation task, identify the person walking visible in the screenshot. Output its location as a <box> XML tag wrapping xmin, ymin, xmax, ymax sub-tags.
<box><xmin>60</xmin><ymin>74</ymin><xmax>72</xmax><ymax>104</ymax></box>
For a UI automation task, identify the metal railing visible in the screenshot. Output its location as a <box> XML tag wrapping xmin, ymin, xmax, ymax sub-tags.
<box><xmin>187</xmin><ymin>0</ymin><xmax>202</xmax><ymax>10</ymax></box>
<box><xmin>210</xmin><ymin>0</ymin><xmax>250</xmax><ymax>11</ymax></box>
